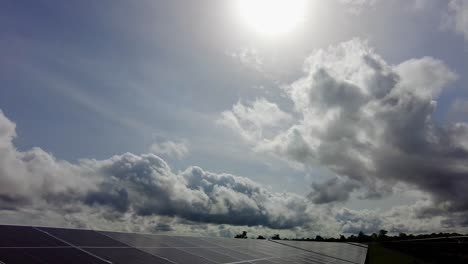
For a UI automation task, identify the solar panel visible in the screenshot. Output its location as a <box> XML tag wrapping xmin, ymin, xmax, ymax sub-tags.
<box><xmin>100</xmin><ymin>231</ymin><xmax>171</xmax><ymax>247</ymax></box>
<box><xmin>0</xmin><ymin>248</ymin><xmax>109</xmax><ymax>264</ymax></box>
<box><xmin>0</xmin><ymin>225</ymin><xmax>67</xmax><ymax>247</ymax></box>
<box><xmin>181</xmin><ymin>247</ymin><xmax>240</xmax><ymax>263</ymax></box>
<box><xmin>274</xmin><ymin>240</ymin><xmax>368</xmax><ymax>264</ymax></box>
<box><xmin>85</xmin><ymin>248</ymin><xmax>174</xmax><ymax>264</ymax></box>
<box><xmin>202</xmin><ymin>244</ymin><xmax>260</xmax><ymax>260</ymax></box>
<box><xmin>36</xmin><ymin>227</ymin><xmax>128</xmax><ymax>247</ymax></box>
<box><xmin>0</xmin><ymin>224</ymin><xmax>367</xmax><ymax>264</ymax></box>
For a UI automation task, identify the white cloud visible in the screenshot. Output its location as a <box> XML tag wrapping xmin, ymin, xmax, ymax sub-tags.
<box><xmin>218</xmin><ymin>98</ymin><xmax>292</xmax><ymax>142</ymax></box>
<box><xmin>444</xmin><ymin>0</ymin><xmax>468</xmax><ymax>40</ymax></box>
<box><xmin>0</xmin><ymin>110</ymin><xmax>320</xmax><ymax>231</ymax></box>
<box><xmin>0</xmin><ymin>111</ymin><xmax>99</xmax><ymax>206</ymax></box>
<box><xmin>396</xmin><ymin>57</ymin><xmax>458</xmax><ymax>98</ymax></box>
<box><xmin>229</xmin><ymin>48</ymin><xmax>264</xmax><ymax>72</ymax></box>
<box><xmin>149</xmin><ymin>140</ymin><xmax>189</xmax><ymax>159</ymax></box>
<box><xmin>1</xmin><ymin>97</ymin><xmax>468</xmax><ymax>235</ymax></box>
<box><xmin>335</xmin><ymin>200</ymin><xmax>448</xmax><ymax>234</ymax></box>
<box><xmin>223</xmin><ymin>39</ymin><xmax>468</xmax><ymax>221</ymax></box>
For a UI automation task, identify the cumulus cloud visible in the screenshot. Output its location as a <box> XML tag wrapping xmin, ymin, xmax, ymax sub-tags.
<box><xmin>149</xmin><ymin>140</ymin><xmax>189</xmax><ymax>159</ymax></box>
<box><xmin>0</xmin><ymin>109</ymin><xmax>316</xmax><ymax>230</ymax></box>
<box><xmin>218</xmin><ymin>98</ymin><xmax>292</xmax><ymax>142</ymax></box>
<box><xmin>0</xmin><ymin>111</ymin><xmax>99</xmax><ymax>208</ymax></box>
<box><xmin>1</xmin><ymin>103</ymin><xmax>467</xmax><ymax>236</ymax></box>
<box><xmin>335</xmin><ymin>200</ymin><xmax>447</xmax><ymax>234</ymax></box>
<box><xmin>221</xmin><ymin>39</ymin><xmax>468</xmax><ymax>222</ymax></box>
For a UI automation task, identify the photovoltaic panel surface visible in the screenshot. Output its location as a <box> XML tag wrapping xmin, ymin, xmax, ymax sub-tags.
<box><xmin>0</xmin><ymin>225</ymin><xmax>67</xmax><ymax>247</ymax></box>
<box><xmin>86</xmin><ymin>248</ymin><xmax>174</xmax><ymax>264</ymax></box>
<box><xmin>274</xmin><ymin>240</ymin><xmax>368</xmax><ymax>264</ymax></box>
<box><xmin>101</xmin><ymin>231</ymin><xmax>171</xmax><ymax>247</ymax></box>
<box><xmin>0</xmin><ymin>224</ymin><xmax>367</xmax><ymax>264</ymax></box>
<box><xmin>37</xmin><ymin>227</ymin><xmax>129</xmax><ymax>247</ymax></box>
<box><xmin>0</xmin><ymin>248</ymin><xmax>109</xmax><ymax>264</ymax></box>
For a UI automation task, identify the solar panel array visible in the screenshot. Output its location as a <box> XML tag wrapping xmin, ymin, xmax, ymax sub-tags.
<box><xmin>0</xmin><ymin>224</ymin><xmax>367</xmax><ymax>264</ymax></box>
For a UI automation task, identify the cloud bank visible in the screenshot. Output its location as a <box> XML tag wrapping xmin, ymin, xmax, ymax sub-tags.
<box><xmin>0</xmin><ymin>109</ymin><xmax>318</xmax><ymax>231</ymax></box>
<box><xmin>221</xmin><ymin>39</ymin><xmax>468</xmax><ymax>222</ymax></box>
<box><xmin>1</xmin><ymin>106</ymin><xmax>467</xmax><ymax>235</ymax></box>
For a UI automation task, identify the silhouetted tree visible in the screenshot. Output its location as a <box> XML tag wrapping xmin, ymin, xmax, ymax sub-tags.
<box><xmin>235</xmin><ymin>231</ymin><xmax>248</xmax><ymax>239</ymax></box>
<box><xmin>271</xmin><ymin>234</ymin><xmax>281</xmax><ymax>240</ymax></box>
<box><xmin>241</xmin><ymin>230</ymin><xmax>467</xmax><ymax>243</ymax></box>
<box><xmin>378</xmin><ymin>229</ymin><xmax>388</xmax><ymax>241</ymax></box>
<box><xmin>357</xmin><ymin>231</ymin><xmax>367</xmax><ymax>242</ymax></box>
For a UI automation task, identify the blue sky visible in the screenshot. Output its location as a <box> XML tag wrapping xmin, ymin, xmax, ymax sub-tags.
<box><xmin>1</xmin><ymin>0</ymin><xmax>468</xmax><ymax>237</ymax></box>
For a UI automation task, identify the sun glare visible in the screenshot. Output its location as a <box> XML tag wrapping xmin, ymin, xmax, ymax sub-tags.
<box><xmin>237</xmin><ymin>0</ymin><xmax>306</xmax><ymax>35</ymax></box>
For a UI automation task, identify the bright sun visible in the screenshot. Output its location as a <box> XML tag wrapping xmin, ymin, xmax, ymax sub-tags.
<box><xmin>237</xmin><ymin>0</ymin><xmax>306</xmax><ymax>35</ymax></box>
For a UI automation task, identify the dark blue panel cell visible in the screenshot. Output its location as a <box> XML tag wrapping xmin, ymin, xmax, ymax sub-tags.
<box><xmin>37</xmin><ymin>227</ymin><xmax>129</xmax><ymax>247</ymax></box>
<box><xmin>0</xmin><ymin>248</ymin><xmax>43</xmax><ymax>264</ymax></box>
<box><xmin>0</xmin><ymin>225</ymin><xmax>66</xmax><ymax>247</ymax></box>
<box><xmin>182</xmin><ymin>247</ymin><xmax>241</xmax><ymax>263</ymax></box>
<box><xmin>252</xmin><ymin>260</ymin><xmax>280</xmax><ymax>264</ymax></box>
<box><xmin>0</xmin><ymin>248</ymin><xmax>109</xmax><ymax>264</ymax></box>
<box><xmin>202</xmin><ymin>237</ymin><xmax>245</xmax><ymax>247</ymax></box>
<box><xmin>278</xmin><ymin>256</ymin><xmax>320</xmax><ymax>264</ymax></box>
<box><xmin>208</xmin><ymin>247</ymin><xmax>258</xmax><ymax>261</ymax></box>
<box><xmin>276</xmin><ymin>241</ymin><xmax>367</xmax><ymax>264</ymax></box>
<box><xmin>141</xmin><ymin>247</ymin><xmax>217</xmax><ymax>264</ymax></box>
<box><xmin>146</xmin><ymin>235</ymin><xmax>196</xmax><ymax>247</ymax></box>
<box><xmin>177</xmin><ymin>236</ymin><xmax>221</xmax><ymax>247</ymax></box>
<box><xmin>102</xmin><ymin>232</ymin><xmax>171</xmax><ymax>247</ymax></box>
<box><xmin>230</xmin><ymin>246</ymin><xmax>272</xmax><ymax>259</ymax></box>
<box><xmin>87</xmin><ymin>248</ymin><xmax>174</xmax><ymax>264</ymax></box>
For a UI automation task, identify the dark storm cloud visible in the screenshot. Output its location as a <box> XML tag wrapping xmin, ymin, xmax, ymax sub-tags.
<box><xmin>222</xmin><ymin>39</ymin><xmax>468</xmax><ymax>220</ymax></box>
<box><xmin>309</xmin><ymin>177</ymin><xmax>360</xmax><ymax>204</ymax></box>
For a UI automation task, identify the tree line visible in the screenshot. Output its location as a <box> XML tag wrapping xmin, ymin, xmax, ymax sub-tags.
<box><xmin>235</xmin><ymin>230</ymin><xmax>467</xmax><ymax>242</ymax></box>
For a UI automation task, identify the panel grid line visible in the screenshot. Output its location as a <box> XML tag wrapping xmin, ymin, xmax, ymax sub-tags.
<box><xmin>33</xmin><ymin>227</ymin><xmax>113</xmax><ymax>264</ymax></box>
<box><xmin>0</xmin><ymin>246</ymin><xmax>251</xmax><ymax>249</ymax></box>
<box><xmin>198</xmin><ymin>237</ymin><xmax>265</xmax><ymax>263</ymax></box>
<box><xmin>164</xmin><ymin>236</ymin><xmax>244</xmax><ymax>263</ymax></box>
<box><xmin>270</xmin><ymin>240</ymin><xmax>360</xmax><ymax>264</ymax></box>
<box><xmin>0</xmin><ymin>225</ymin><xmax>367</xmax><ymax>264</ymax></box>
<box><xmin>95</xmin><ymin>230</ymin><xmax>178</xmax><ymax>264</ymax></box>
<box><xmin>222</xmin><ymin>252</ymin><xmax>315</xmax><ymax>264</ymax></box>
<box><xmin>345</xmin><ymin>243</ymin><xmax>368</xmax><ymax>249</ymax></box>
